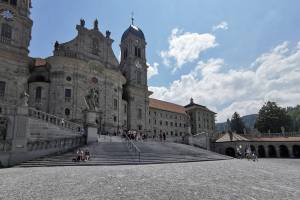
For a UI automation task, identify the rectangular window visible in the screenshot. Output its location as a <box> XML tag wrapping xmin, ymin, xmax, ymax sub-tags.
<box><xmin>114</xmin><ymin>99</ymin><xmax>118</xmax><ymax>110</ymax></box>
<box><xmin>35</xmin><ymin>87</ymin><xmax>42</xmax><ymax>103</ymax></box>
<box><xmin>137</xmin><ymin>108</ymin><xmax>142</xmax><ymax>119</ymax></box>
<box><xmin>65</xmin><ymin>88</ymin><xmax>71</xmax><ymax>102</ymax></box>
<box><xmin>1</xmin><ymin>23</ymin><xmax>12</xmax><ymax>40</ymax></box>
<box><xmin>124</xmin><ymin>104</ymin><xmax>127</xmax><ymax>114</ymax></box>
<box><xmin>160</xmin><ymin>121</ymin><xmax>162</xmax><ymax>125</ymax></box>
<box><xmin>0</xmin><ymin>81</ymin><xmax>5</xmax><ymax>97</ymax></box>
<box><xmin>137</xmin><ymin>70</ymin><xmax>142</xmax><ymax>84</ymax></box>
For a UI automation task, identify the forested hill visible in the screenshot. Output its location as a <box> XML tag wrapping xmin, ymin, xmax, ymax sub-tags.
<box><xmin>216</xmin><ymin>114</ymin><xmax>258</xmax><ymax>132</ymax></box>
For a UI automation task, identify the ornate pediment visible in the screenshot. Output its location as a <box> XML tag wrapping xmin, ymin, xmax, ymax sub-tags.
<box><xmin>53</xmin><ymin>20</ymin><xmax>119</xmax><ymax>69</ymax></box>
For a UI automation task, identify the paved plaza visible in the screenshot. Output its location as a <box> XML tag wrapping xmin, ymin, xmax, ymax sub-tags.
<box><xmin>0</xmin><ymin>159</ymin><xmax>299</xmax><ymax>200</ymax></box>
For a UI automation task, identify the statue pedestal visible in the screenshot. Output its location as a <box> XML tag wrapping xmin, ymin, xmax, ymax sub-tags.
<box><xmin>12</xmin><ymin>105</ymin><xmax>29</xmax><ymax>152</ymax></box>
<box><xmin>85</xmin><ymin>111</ymin><xmax>99</xmax><ymax>144</ymax></box>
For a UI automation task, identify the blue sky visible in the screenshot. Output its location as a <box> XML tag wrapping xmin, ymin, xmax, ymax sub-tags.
<box><xmin>29</xmin><ymin>0</ymin><xmax>300</xmax><ymax>122</ymax></box>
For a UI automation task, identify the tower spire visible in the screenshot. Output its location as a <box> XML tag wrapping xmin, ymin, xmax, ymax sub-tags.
<box><xmin>131</xmin><ymin>12</ymin><xmax>134</xmax><ymax>25</ymax></box>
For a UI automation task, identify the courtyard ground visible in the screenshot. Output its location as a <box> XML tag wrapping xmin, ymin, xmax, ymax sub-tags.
<box><xmin>0</xmin><ymin>159</ymin><xmax>299</xmax><ymax>200</ymax></box>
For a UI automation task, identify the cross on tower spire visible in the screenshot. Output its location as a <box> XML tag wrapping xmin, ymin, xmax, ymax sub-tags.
<box><xmin>131</xmin><ymin>12</ymin><xmax>134</xmax><ymax>25</ymax></box>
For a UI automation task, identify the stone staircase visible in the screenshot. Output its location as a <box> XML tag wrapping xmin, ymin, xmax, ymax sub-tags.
<box><xmin>15</xmin><ymin>137</ymin><xmax>230</xmax><ymax>167</ymax></box>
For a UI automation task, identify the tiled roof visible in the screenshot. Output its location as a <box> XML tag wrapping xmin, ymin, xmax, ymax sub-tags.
<box><xmin>250</xmin><ymin>137</ymin><xmax>300</xmax><ymax>142</ymax></box>
<box><xmin>149</xmin><ymin>98</ymin><xmax>187</xmax><ymax>115</ymax></box>
<box><xmin>34</xmin><ymin>58</ymin><xmax>47</xmax><ymax>67</ymax></box>
<box><xmin>215</xmin><ymin>133</ymin><xmax>300</xmax><ymax>142</ymax></box>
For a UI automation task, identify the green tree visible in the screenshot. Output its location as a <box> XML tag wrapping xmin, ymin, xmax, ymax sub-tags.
<box><xmin>230</xmin><ymin>112</ymin><xmax>245</xmax><ymax>134</ymax></box>
<box><xmin>255</xmin><ymin>101</ymin><xmax>291</xmax><ymax>133</ymax></box>
<box><xmin>287</xmin><ymin>105</ymin><xmax>300</xmax><ymax>131</ymax></box>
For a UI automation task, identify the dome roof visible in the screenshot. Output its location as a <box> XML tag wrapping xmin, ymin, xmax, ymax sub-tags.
<box><xmin>121</xmin><ymin>25</ymin><xmax>145</xmax><ymax>42</ymax></box>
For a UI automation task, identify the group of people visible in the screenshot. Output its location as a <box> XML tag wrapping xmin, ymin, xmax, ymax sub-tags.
<box><xmin>155</xmin><ymin>133</ymin><xmax>167</xmax><ymax>142</ymax></box>
<box><xmin>72</xmin><ymin>148</ymin><xmax>90</xmax><ymax>162</ymax></box>
<box><xmin>236</xmin><ymin>145</ymin><xmax>258</xmax><ymax>161</ymax></box>
<box><xmin>124</xmin><ymin>131</ymin><xmax>148</xmax><ymax>141</ymax></box>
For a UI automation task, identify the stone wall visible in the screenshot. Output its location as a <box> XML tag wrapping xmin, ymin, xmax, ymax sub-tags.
<box><xmin>149</xmin><ymin>108</ymin><xmax>189</xmax><ymax>139</ymax></box>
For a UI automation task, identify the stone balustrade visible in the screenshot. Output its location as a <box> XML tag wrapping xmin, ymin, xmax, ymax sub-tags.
<box><xmin>0</xmin><ymin>102</ymin><xmax>16</xmax><ymax>115</ymax></box>
<box><xmin>27</xmin><ymin>136</ymin><xmax>84</xmax><ymax>152</ymax></box>
<box><xmin>28</xmin><ymin>107</ymin><xmax>83</xmax><ymax>135</ymax></box>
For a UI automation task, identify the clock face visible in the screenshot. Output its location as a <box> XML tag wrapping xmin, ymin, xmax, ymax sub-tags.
<box><xmin>0</xmin><ymin>10</ymin><xmax>14</xmax><ymax>20</ymax></box>
<box><xmin>135</xmin><ymin>60</ymin><xmax>142</xmax><ymax>69</ymax></box>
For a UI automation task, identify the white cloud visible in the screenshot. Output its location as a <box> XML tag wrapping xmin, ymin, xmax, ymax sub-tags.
<box><xmin>151</xmin><ymin>41</ymin><xmax>300</xmax><ymax>122</ymax></box>
<box><xmin>212</xmin><ymin>21</ymin><xmax>229</xmax><ymax>32</ymax></box>
<box><xmin>147</xmin><ymin>62</ymin><xmax>159</xmax><ymax>79</ymax></box>
<box><xmin>160</xmin><ymin>28</ymin><xmax>217</xmax><ymax>72</ymax></box>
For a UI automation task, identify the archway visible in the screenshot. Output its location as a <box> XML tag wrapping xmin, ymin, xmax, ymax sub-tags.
<box><xmin>293</xmin><ymin>145</ymin><xmax>300</xmax><ymax>158</ymax></box>
<box><xmin>268</xmin><ymin>145</ymin><xmax>277</xmax><ymax>157</ymax></box>
<box><xmin>250</xmin><ymin>145</ymin><xmax>256</xmax><ymax>153</ymax></box>
<box><xmin>279</xmin><ymin>145</ymin><xmax>289</xmax><ymax>158</ymax></box>
<box><xmin>258</xmin><ymin>145</ymin><xmax>266</xmax><ymax>158</ymax></box>
<box><xmin>225</xmin><ymin>147</ymin><xmax>236</xmax><ymax>157</ymax></box>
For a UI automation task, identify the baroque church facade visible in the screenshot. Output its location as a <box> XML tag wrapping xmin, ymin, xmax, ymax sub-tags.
<box><xmin>0</xmin><ymin>0</ymin><xmax>215</xmax><ymax>138</ymax></box>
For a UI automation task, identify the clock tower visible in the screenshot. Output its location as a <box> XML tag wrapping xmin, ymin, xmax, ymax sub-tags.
<box><xmin>0</xmin><ymin>0</ymin><xmax>33</xmax><ymax>104</ymax></box>
<box><xmin>120</xmin><ymin>20</ymin><xmax>151</xmax><ymax>133</ymax></box>
<box><xmin>0</xmin><ymin>0</ymin><xmax>33</xmax><ymax>56</ymax></box>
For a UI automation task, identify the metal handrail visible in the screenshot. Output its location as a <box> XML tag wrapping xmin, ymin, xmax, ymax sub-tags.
<box><xmin>123</xmin><ymin>134</ymin><xmax>141</xmax><ymax>162</ymax></box>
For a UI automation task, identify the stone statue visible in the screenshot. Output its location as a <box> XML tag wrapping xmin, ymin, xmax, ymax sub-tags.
<box><xmin>20</xmin><ymin>91</ymin><xmax>29</xmax><ymax>107</ymax></box>
<box><xmin>106</xmin><ymin>30</ymin><xmax>111</xmax><ymax>38</ymax></box>
<box><xmin>54</xmin><ymin>41</ymin><xmax>59</xmax><ymax>51</ymax></box>
<box><xmin>80</xmin><ymin>18</ymin><xmax>85</xmax><ymax>27</ymax></box>
<box><xmin>84</xmin><ymin>88</ymin><xmax>100</xmax><ymax>111</ymax></box>
<box><xmin>94</xmin><ymin>19</ymin><xmax>99</xmax><ymax>30</ymax></box>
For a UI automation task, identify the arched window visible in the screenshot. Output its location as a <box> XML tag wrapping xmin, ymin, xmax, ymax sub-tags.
<box><xmin>10</xmin><ymin>0</ymin><xmax>17</xmax><ymax>6</ymax></box>
<box><xmin>1</xmin><ymin>23</ymin><xmax>12</xmax><ymax>40</ymax></box>
<box><xmin>134</xmin><ymin>46</ymin><xmax>138</xmax><ymax>57</ymax></box>
<box><xmin>65</xmin><ymin>108</ymin><xmax>70</xmax><ymax>116</ymax></box>
<box><xmin>138</xmin><ymin>48</ymin><xmax>141</xmax><ymax>58</ymax></box>
<box><xmin>137</xmin><ymin>108</ymin><xmax>142</xmax><ymax>119</ymax></box>
<box><xmin>35</xmin><ymin>87</ymin><xmax>42</xmax><ymax>103</ymax></box>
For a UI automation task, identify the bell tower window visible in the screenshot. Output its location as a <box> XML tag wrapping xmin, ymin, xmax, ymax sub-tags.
<box><xmin>134</xmin><ymin>46</ymin><xmax>141</xmax><ymax>58</ymax></box>
<box><xmin>1</xmin><ymin>23</ymin><xmax>12</xmax><ymax>40</ymax></box>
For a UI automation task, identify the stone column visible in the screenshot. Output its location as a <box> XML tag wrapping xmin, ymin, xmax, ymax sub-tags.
<box><xmin>85</xmin><ymin>111</ymin><xmax>99</xmax><ymax>144</ymax></box>
<box><xmin>288</xmin><ymin>145</ymin><xmax>294</xmax><ymax>158</ymax></box>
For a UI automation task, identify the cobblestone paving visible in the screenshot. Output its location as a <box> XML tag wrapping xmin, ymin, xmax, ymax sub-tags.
<box><xmin>0</xmin><ymin>159</ymin><xmax>299</xmax><ymax>200</ymax></box>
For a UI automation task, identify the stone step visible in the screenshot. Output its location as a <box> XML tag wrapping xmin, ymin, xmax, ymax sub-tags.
<box><xmin>15</xmin><ymin>140</ymin><xmax>230</xmax><ymax>167</ymax></box>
